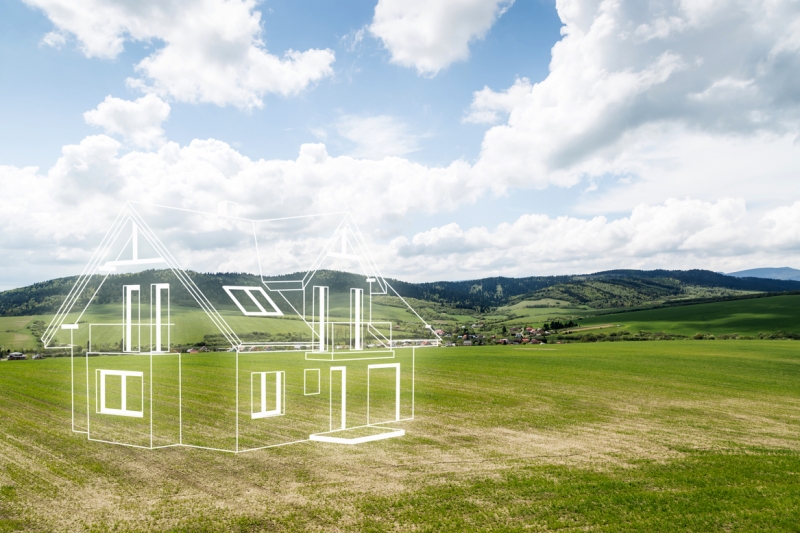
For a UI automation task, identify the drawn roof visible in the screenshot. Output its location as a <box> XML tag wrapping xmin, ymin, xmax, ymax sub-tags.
<box><xmin>43</xmin><ymin>202</ymin><xmax>440</xmax><ymax>350</ymax></box>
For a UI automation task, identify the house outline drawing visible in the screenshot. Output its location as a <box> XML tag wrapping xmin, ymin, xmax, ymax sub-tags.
<box><xmin>43</xmin><ymin>202</ymin><xmax>441</xmax><ymax>453</ymax></box>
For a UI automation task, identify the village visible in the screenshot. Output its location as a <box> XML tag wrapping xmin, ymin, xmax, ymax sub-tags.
<box><xmin>433</xmin><ymin>324</ymin><xmax>552</xmax><ymax>346</ymax></box>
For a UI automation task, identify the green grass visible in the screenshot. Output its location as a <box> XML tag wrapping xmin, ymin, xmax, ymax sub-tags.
<box><xmin>0</xmin><ymin>314</ymin><xmax>50</xmax><ymax>351</ymax></box>
<box><xmin>579</xmin><ymin>293</ymin><xmax>800</xmax><ymax>336</ymax></box>
<box><xmin>1</xmin><ymin>342</ymin><xmax>799</xmax><ymax>531</ymax></box>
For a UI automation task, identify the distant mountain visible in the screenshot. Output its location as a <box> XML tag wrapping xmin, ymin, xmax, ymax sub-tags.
<box><xmin>3</xmin><ymin>268</ymin><xmax>800</xmax><ymax>316</ymax></box>
<box><xmin>589</xmin><ymin>269</ymin><xmax>800</xmax><ymax>291</ymax></box>
<box><xmin>726</xmin><ymin>267</ymin><xmax>800</xmax><ymax>281</ymax></box>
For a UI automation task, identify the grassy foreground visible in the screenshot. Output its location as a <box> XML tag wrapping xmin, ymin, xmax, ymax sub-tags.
<box><xmin>1</xmin><ymin>343</ymin><xmax>799</xmax><ymax>531</ymax></box>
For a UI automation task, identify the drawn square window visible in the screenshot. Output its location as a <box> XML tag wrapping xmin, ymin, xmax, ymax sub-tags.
<box><xmin>304</xmin><ymin>368</ymin><xmax>320</xmax><ymax>395</ymax></box>
<box><xmin>95</xmin><ymin>369</ymin><xmax>144</xmax><ymax>418</ymax></box>
<box><xmin>251</xmin><ymin>371</ymin><xmax>285</xmax><ymax>419</ymax></box>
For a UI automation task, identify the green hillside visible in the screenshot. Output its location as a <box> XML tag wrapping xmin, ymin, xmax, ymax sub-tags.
<box><xmin>4</xmin><ymin>268</ymin><xmax>800</xmax><ymax>317</ymax></box>
<box><xmin>0</xmin><ymin>294</ymin><xmax>438</xmax><ymax>353</ymax></box>
<box><xmin>522</xmin><ymin>278</ymin><xmax>755</xmax><ymax>308</ymax></box>
<box><xmin>6</xmin><ymin>268</ymin><xmax>800</xmax><ymax>352</ymax></box>
<box><xmin>580</xmin><ymin>293</ymin><xmax>800</xmax><ymax>336</ymax></box>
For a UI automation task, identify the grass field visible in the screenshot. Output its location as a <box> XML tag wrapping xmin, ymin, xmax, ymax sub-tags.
<box><xmin>580</xmin><ymin>294</ymin><xmax>800</xmax><ymax>336</ymax></box>
<box><xmin>1</xmin><ymin>342</ymin><xmax>799</xmax><ymax>531</ymax></box>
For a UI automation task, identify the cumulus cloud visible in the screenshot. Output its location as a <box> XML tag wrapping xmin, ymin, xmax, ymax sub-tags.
<box><xmin>4</xmin><ymin>136</ymin><xmax>470</xmax><ymax>231</ymax></box>
<box><xmin>0</xmin><ymin>136</ymin><xmax>472</xmax><ymax>287</ymax></box>
<box><xmin>48</xmin><ymin>135</ymin><xmax>125</xmax><ymax>194</ymax></box>
<box><xmin>463</xmin><ymin>78</ymin><xmax>532</xmax><ymax>124</ymax></box>
<box><xmin>7</xmin><ymin>0</ymin><xmax>800</xmax><ymax>288</ymax></box>
<box><xmin>370</xmin><ymin>0</ymin><xmax>513</xmax><ymax>75</ymax></box>
<box><xmin>468</xmin><ymin>0</ymin><xmax>800</xmax><ymax>201</ymax></box>
<box><xmin>4</xmin><ymin>133</ymin><xmax>800</xmax><ymax>288</ymax></box>
<box><xmin>84</xmin><ymin>95</ymin><xmax>170</xmax><ymax>149</ymax></box>
<box><xmin>385</xmin><ymin>198</ymin><xmax>800</xmax><ymax>280</ymax></box>
<box><xmin>24</xmin><ymin>0</ymin><xmax>335</xmax><ymax>108</ymax></box>
<box><xmin>40</xmin><ymin>30</ymin><xmax>66</xmax><ymax>49</ymax></box>
<box><xmin>336</xmin><ymin>115</ymin><xmax>421</xmax><ymax>159</ymax></box>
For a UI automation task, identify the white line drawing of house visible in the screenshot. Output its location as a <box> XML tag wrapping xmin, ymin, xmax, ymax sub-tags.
<box><xmin>42</xmin><ymin>203</ymin><xmax>440</xmax><ymax>453</ymax></box>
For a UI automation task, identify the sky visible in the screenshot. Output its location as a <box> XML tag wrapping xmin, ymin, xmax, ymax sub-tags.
<box><xmin>2</xmin><ymin>0</ymin><xmax>800</xmax><ymax>289</ymax></box>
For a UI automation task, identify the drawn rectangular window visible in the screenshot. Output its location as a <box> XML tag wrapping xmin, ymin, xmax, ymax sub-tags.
<box><xmin>95</xmin><ymin>369</ymin><xmax>144</xmax><ymax>418</ymax></box>
<box><xmin>122</xmin><ymin>285</ymin><xmax>140</xmax><ymax>352</ymax></box>
<box><xmin>367</xmin><ymin>363</ymin><xmax>401</xmax><ymax>425</ymax></box>
<box><xmin>304</xmin><ymin>368</ymin><xmax>321</xmax><ymax>395</ymax></box>
<box><xmin>251</xmin><ymin>371</ymin><xmax>285</xmax><ymax>419</ymax></box>
<box><xmin>223</xmin><ymin>286</ymin><xmax>283</xmax><ymax>317</ymax></box>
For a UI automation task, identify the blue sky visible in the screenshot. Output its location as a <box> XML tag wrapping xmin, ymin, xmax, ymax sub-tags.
<box><xmin>0</xmin><ymin>1</ymin><xmax>558</xmax><ymax>169</ymax></box>
<box><xmin>2</xmin><ymin>0</ymin><xmax>800</xmax><ymax>288</ymax></box>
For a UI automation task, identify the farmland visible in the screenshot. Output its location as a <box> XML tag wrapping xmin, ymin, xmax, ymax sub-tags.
<box><xmin>578</xmin><ymin>293</ymin><xmax>800</xmax><ymax>337</ymax></box>
<box><xmin>1</xmin><ymin>342</ymin><xmax>798</xmax><ymax>531</ymax></box>
<box><xmin>5</xmin><ymin>292</ymin><xmax>800</xmax><ymax>353</ymax></box>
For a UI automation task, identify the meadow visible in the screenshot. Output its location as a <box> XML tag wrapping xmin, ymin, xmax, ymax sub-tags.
<box><xmin>1</xmin><ymin>342</ymin><xmax>798</xmax><ymax>531</ymax></box>
<box><xmin>579</xmin><ymin>293</ymin><xmax>800</xmax><ymax>337</ymax></box>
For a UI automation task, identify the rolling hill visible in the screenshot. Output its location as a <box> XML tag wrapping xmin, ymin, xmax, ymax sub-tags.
<box><xmin>3</xmin><ymin>268</ymin><xmax>800</xmax><ymax>317</ymax></box>
<box><xmin>579</xmin><ymin>293</ymin><xmax>800</xmax><ymax>337</ymax></box>
<box><xmin>726</xmin><ymin>266</ymin><xmax>800</xmax><ymax>281</ymax></box>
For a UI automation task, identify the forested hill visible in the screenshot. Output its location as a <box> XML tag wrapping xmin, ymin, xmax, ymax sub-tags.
<box><xmin>588</xmin><ymin>269</ymin><xmax>800</xmax><ymax>291</ymax></box>
<box><xmin>523</xmin><ymin>269</ymin><xmax>800</xmax><ymax>309</ymax></box>
<box><xmin>2</xmin><ymin>268</ymin><xmax>800</xmax><ymax>316</ymax></box>
<box><xmin>0</xmin><ymin>270</ymin><xmax>563</xmax><ymax>316</ymax></box>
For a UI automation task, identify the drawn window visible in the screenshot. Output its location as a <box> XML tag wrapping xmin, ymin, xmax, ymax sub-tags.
<box><xmin>251</xmin><ymin>371</ymin><xmax>285</xmax><ymax>419</ymax></box>
<box><xmin>96</xmin><ymin>369</ymin><xmax>144</xmax><ymax>418</ymax></box>
<box><xmin>304</xmin><ymin>368</ymin><xmax>320</xmax><ymax>395</ymax></box>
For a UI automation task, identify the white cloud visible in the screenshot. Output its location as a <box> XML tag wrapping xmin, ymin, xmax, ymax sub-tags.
<box><xmin>341</xmin><ymin>27</ymin><xmax>366</xmax><ymax>53</ymax></box>
<box><xmin>463</xmin><ymin>78</ymin><xmax>533</xmax><ymax>124</ymax></box>
<box><xmin>6</xmin><ymin>0</ymin><xmax>800</xmax><ymax>288</ymax></box>
<box><xmin>24</xmin><ymin>0</ymin><xmax>335</xmax><ymax>108</ymax></box>
<box><xmin>573</xmin><ymin>127</ymin><xmax>800</xmax><ymax>215</ymax></box>
<box><xmin>467</xmin><ymin>0</ymin><xmax>800</xmax><ymax>203</ymax></box>
<box><xmin>384</xmin><ymin>198</ymin><xmax>800</xmax><ymax>280</ymax></box>
<box><xmin>5</xmin><ymin>132</ymin><xmax>800</xmax><ymax>287</ymax></box>
<box><xmin>48</xmin><ymin>135</ymin><xmax>124</xmax><ymax>194</ymax></box>
<box><xmin>84</xmin><ymin>95</ymin><xmax>170</xmax><ymax>149</ymax></box>
<box><xmin>0</xmin><ymin>135</ymin><xmax>474</xmax><ymax>287</ymax></box>
<box><xmin>370</xmin><ymin>0</ymin><xmax>513</xmax><ymax>76</ymax></box>
<box><xmin>40</xmin><ymin>30</ymin><xmax>66</xmax><ymax>49</ymax></box>
<box><xmin>336</xmin><ymin>115</ymin><xmax>421</xmax><ymax>159</ymax></box>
